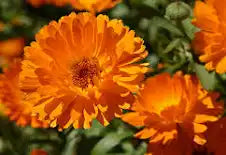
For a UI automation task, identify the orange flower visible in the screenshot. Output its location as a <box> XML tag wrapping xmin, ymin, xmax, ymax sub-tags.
<box><xmin>27</xmin><ymin>0</ymin><xmax>44</xmax><ymax>7</ymax></box>
<box><xmin>0</xmin><ymin>22</ymin><xmax>4</xmax><ymax>32</ymax></box>
<box><xmin>0</xmin><ymin>104</ymin><xmax>6</xmax><ymax>116</ymax></box>
<box><xmin>205</xmin><ymin>117</ymin><xmax>226</xmax><ymax>155</ymax></box>
<box><xmin>27</xmin><ymin>0</ymin><xmax>120</xmax><ymax>12</ymax></box>
<box><xmin>193</xmin><ymin>0</ymin><xmax>226</xmax><ymax>74</ymax></box>
<box><xmin>31</xmin><ymin>149</ymin><xmax>48</xmax><ymax>155</ymax></box>
<box><xmin>27</xmin><ymin>0</ymin><xmax>70</xmax><ymax>7</ymax></box>
<box><xmin>19</xmin><ymin>12</ymin><xmax>148</xmax><ymax>129</ymax></box>
<box><xmin>0</xmin><ymin>60</ymin><xmax>48</xmax><ymax>128</ymax></box>
<box><xmin>0</xmin><ymin>38</ymin><xmax>24</xmax><ymax>76</ymax></box>
<box><xmin>0</xmin><ymin>38</ymin><xmax>24</xmax><ymax>58</ymax></box>
<box><xmin>146</xmin><ymin>140</ymin><xmax>193</xmax><ymax>155</ymax></box>
<box><xmin>71</xmin><ymin>0</ymin><xmax>121</xmax><ymax>13</ymax></box>
<box><xmin>122</xmin><ymin>72</ymin><xmax>223</xmax><ymax>155</ymax></box>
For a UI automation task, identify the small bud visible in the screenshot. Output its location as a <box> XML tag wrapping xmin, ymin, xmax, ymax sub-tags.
<box><xmin>165</xmin><ymin>2</ymin><xmax>190</xmax><ymax>21</ymax></box>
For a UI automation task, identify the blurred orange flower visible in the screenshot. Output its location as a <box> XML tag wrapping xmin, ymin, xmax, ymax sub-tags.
<box><xmin>71</xmin><ymin>0</ymin><xmax>121</xmax><ymax>13</ymax></box>
<box><xmin>27</xmin><ymin>0</ymin><xmax>44</xmax><ymax>7</ymax></box>
<box><xmin>31</xmin><ymin>149</ymin><xmax>48</xmax><ymax>155</ymax></box>
<box><xmin>27</xmin><ymin>0</ymin><xmax>70</xmax><ymax>7</ymax></box>
<box><xmin>0</xmin><ymin>104</ymin><xmax>6</xmax><ymax>116</ymax></box>
<box><xmin>0</xmin><ymin>37</ymin><xmax>24</xmax><ymax>72</ymax></box>
<box><xmin>193</xmin><ymin>0</ymin><xmax>226</xmax><ymax>74</ymax></box>
<box><xmin>0</xmin><ymin>38</ymin><xmax>24</xmax><ymax>58</ymax></box>
<box><xmin>0</xmin><ymin>22</ymin><xmax>4</xmax><ymax>32</ymax></box>
<box><xmin>206</xmin><ymin>117</ymin><xmax>226</xmax><ymax>155</ymax></box>
<box><xmin>0</xmin><ymin>60</ymin><xmax>48</xmax><ymax>128</ymax></box>
<box><xmin>27</xmin><ymin>0</ymin><xmax>120</xmax><ymax>13</ymax></box>
<box><xmin>122</xmin><ymin>72</ymin><xmax>223</xmax><ymax>155</ymax></box>
<box><xmin>19</xmin><ymin>12</ymin><xmax>148</xmax><ymax>129</ymax></box>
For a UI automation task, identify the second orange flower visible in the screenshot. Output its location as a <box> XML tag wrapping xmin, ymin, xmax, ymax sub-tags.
<box><xmin>193</xmin><ymin>0</ymin><xmax>226</xmax><ymax>74</ymax></box>
<box><xmin>122</xmin><ymin>72</ymin><xmax>223</xmax><ymax>155</ymax></box>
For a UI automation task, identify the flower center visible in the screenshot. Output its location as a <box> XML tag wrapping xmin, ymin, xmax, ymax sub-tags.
<box><xmin>71</xmin><ymin>57</ymin><xmax>100</xmax><ymax>89</ymax></box>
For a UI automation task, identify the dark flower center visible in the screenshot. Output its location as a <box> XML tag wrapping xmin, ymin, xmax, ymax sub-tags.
<box><xmin>71</xmin><ymin>57</ymin><xmax>100</xmax><ymax>89</ymax></box>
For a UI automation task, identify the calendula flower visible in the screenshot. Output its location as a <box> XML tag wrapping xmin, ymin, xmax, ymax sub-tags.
<box><xmin>71</xmin><ymin>0</ymin><xmax>121</xmax><ymax>13</ymax></box>
<box><xmin>31</xmin><ymin>149</ymin><xmax>48</xmax><ymax>155</ymax></box>
<box><xmin>27</xmin><ymin>0</ymin><xmax>70</xmax><ymax>7</ymax></box>
<box><xmin>146</xmin><ymin>140</ymin><xmax>193</xmax><ymax>155</ymax></box>
<box><xmin>0</xmin><ymin>104</ymin><xmax>6</xmax><ymax>116</ymax></box>
<box><xmin>0</xmin><ymin>22</ymin><xmax>4</xmax><ymax>32</ymax></box>
<box><xmin>27</xmin><ymin>0</ymin><xmax>44</xmax><ymax>7</ymax></box>
<box><xmin>0</xmin><ymin>38</ymin><xmax>24</xmax><ymax>58</ymax></box>
<box><xmin>122</xmin><ymin>72</ymin><xmax>223</xmax><ymax>155</ymax></box>
<box><xmin>27</xmin><ymin>0</ymin><xmax>120</xmax><ymax>13</ymax></box>
<box><xmin>206</xmin><ymin>117</ymin><xmax>226</xmax><ymax>155</ymax></box>
<box><xmin>0</xmin><ymin>60</ymin><xmax>48</xmax><ymax>128</ymax></box>
<box><xmin>0</xmin><ymin>37</ymin><xmax>24</xmax><ymax>72</ymax></box>
<box><xmin>19</xmin><ymin>12</ymin><xmax>148</xmax><ymax>129</ymax></box>
<box><xmin>193</xmin><ymin>0</ymin><xmax>226</xmax><ymax>74</ymax></box>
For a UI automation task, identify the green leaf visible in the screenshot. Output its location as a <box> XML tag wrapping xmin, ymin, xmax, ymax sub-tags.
<box><xmin>143</xmin><ymin>0</ymin><xmax>169</xmax><ymax>10</ymax></box>
<box><xmin>146</xmin><ymin>54</ymin><xmax>159</xmax><ymax>68</ymax></box>
<box><xmin>84</xmin><ymin>120</ymin><xmax>105</xmax><ymax>138</ymax></box>
<box><xmin>110</xmin><ymin>3</ymin><xmax>130</xmax><ymax>18</ymax></box>
<box><xmin>149</xmin><ymin>16</ymin><xmax>184</xmax><ymax>36</ymax></box>
<box><xmin>62</xmin><ymin>130</ymin><xmax>81</xmax><ymax>155</ymax></box>
<box><xmin>182</xmin><ymin>17</ymin><xmax>199</xmax><ymax>40</ymax></box>
<box><xmin>121</xmin><ymin>142</ymin><xmax>134</xmax><ymax>154</ymax></box>
<box><xmin>194</xmin><ymin>63</ymin><xmax>218</xmax><ymax>91</ymax></box>
<box><xmin>91</xmin><ymin>131</ymin><xmax>133</xmax><ymax>155</ymax></box>
<box><xmin>165</xmin><ymin>2</ymin><xmax>191</xmax><ymax>20</ymax></box>
<box><xmin>220</xmin><ymin>73</ymin><xmax>226</xmax><ymax>81</ymax></box>
<box><xmin>139</xmin><ymin>18</ymin><xmax>149</xmax><ymax>30</ymax></box>
<box><xmin>163</xmin><ymin>38</ymin><xmax>181</xmax><ymax>53</ymax></box>
<box><xmin>134</xmin><ymin>142</ymin><xmax>148</xmax><ymax>155</ymax></box>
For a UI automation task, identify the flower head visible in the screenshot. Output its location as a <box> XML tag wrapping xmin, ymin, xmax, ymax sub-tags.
<box><xmin>0</xmin><ymin>38</ymin><xmax>24</xmax><ymax>68</ymax></box>
<box><xmin>31</xmin><ymin>149</ymin><xmax>48</xmax><ymax>155</ymax></box>
<box><xmin>27</xmin><ymin>0</ymin><xmax>120</xmax><ymax>12</ymax></box>
<box><xmin>0</xmin><ymin>60</ymin><xmax>48</xmax><ymax>128</ymax></box>
<box><xmin>27</xmin><ymin>0</ymin><xmax>70</xmax><ymax>7</ymax></box>
<box><xmin>0</xmin><ymin>104</ymin><xmax>6</xmax><ymax>116</ymax></box>
<box><xmin>122</xmin><ymin>72</ymin><xmax>223</xmax><ymax>154</ymax></box>
<box><xmin>206</xmin><ymin>117</ymin><xmax>226</xmax><ymax>155</ymax></box>
<box><xmin>193</xmin><ymin>0</ymin><xmax>226</xmax><ymax>74</ymax></box>
<box><xmin>0</xmin><ymin>38</ymin><xmax>24</xmax><ymax>57</ymax></box>
<box><xmin>0</xmin><ymin>22</ymin><xmax>4</xmax><ymax>32</ymax></box>
<box><xmin>71</xmin><ymin>0</ymin><xmax>121</xmax><ymax>13</ymax></box>
<box><xmin>20</xmin><ymin>12</ymin><xmax>148</xmax><ymax>129</ymax></box>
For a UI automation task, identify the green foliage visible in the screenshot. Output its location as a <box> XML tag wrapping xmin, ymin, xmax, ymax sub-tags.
<box><xmin>1</xmin><ymin>0</ymin><xmax>225</xmax><ymax>155</ymax></box>
<box><xmin>194</xmin><ymin>64</ymin><xmax>218</xmax><ymax>91</ymax></box>
<box><xmin>165</xmin><ymin>2</ymin><xmax>191</xmax><ymax>20</ymax></box>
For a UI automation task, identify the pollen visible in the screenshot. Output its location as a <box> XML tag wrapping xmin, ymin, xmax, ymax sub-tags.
<box><xmin>71</xmin><ymin>57</ymin><xmax>101</xmax><ymax>89</ymax></box>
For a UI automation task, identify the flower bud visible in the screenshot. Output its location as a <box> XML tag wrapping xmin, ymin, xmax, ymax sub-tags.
<box><xmin>166</xmin><ymin>2</ymin><xmax>190</xmax><ymax>20</ymax></box>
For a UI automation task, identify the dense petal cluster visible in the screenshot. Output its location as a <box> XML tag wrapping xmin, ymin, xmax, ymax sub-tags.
<box><xmin>19</xmin><ymin>12</ymin><xmax>148</xmax><ymax>129</ymax></box>
<box><xmin>193</xmin><ymin>0</ymin><xmax>226</xmax><ymax>74</ymax></box>
<box><xmin>122</xmin><ymin>72</ymin><xmax>223</xmax><ymax>155</ymax></box>
<box><xmin>206</xmin><ymin>117</ymin><xmax>226</xmax><ymax>155</ymax></box>
<box><xmin>0</xmin><ymin>60</ymin><xmax>48</xmax><ymax>128</ymax></box>
<box><xmin>71</xmin><ymin>0</ymin><xmax>121</xmax><ymax>13</ymax></box>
